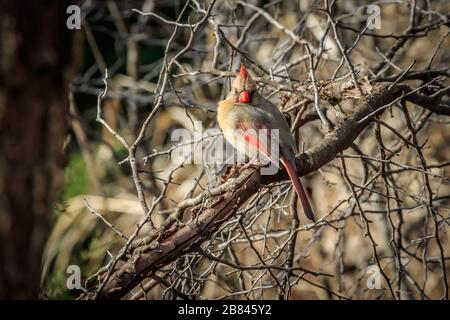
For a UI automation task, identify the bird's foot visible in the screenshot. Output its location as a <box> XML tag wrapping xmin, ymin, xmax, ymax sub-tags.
<box><xmin>138</xmin><ymin>228</ymin><xmax>166</xmax><ymax>253</ymax></box>
<box><xmin>239</xmin><ymin>158</ymin><xmax>262</xmax><ymax>172</ymax></box>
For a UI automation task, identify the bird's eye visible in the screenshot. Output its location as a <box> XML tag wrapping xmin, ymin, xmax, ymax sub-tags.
<box><xmin>234</xmin><ymin>89</ymin><xmax>238</xmax><ymax>94</ymax></box>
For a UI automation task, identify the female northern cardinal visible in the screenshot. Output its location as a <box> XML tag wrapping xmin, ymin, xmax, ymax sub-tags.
<box><xmin>217</xmin><ymin>64</ymin><xmax>316</xmax><ymax>222</ymax></box>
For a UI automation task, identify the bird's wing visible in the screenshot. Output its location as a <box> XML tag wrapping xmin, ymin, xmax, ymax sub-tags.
<box><xmin>256</xmin><ymin>97</ymin><xmax>297</xmax><ymax>155</ymax></box>
<box><xmin>235</xmin><ymin>120</ymin><xmax>281</xmax><ymax>169</ymax></box>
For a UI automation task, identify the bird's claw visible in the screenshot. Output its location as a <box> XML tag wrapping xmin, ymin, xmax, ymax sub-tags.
<box><xmin>239</xmin><ymin>158</ymin><xmax>262</xmax><ymax>172</ymax></box>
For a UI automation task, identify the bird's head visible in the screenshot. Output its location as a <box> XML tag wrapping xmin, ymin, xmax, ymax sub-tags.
<box><xmin>228</xmin><ymin>64</ymin><xmax>257</xmax><ymax>104</ymax></box>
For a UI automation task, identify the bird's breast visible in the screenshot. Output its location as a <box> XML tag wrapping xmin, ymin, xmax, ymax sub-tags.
<box><xmin>217</xmin><ymin>100</ymin><xmax>260</xmax><ymax>158</ymax></box>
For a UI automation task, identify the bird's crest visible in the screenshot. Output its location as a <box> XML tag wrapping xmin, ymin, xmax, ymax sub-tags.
<box><xmin>239</xmin><ymin>64</ymin><xmax>248</xmax><ymax>79</ymax></box>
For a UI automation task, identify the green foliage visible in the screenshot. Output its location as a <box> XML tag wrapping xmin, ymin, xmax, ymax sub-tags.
<box><xmin>63</xmin><ymin>152</ymin><xmax>89</xmax><ymax>202</ymax></box>
<box><xmin>43</xmin><ymin>269</ymin><xmax>75</xmax><ymax>299</ymax></box>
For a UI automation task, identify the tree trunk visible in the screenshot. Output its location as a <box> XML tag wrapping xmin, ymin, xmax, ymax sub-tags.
<box><xmin>0</xmin><ymin>1</ymin><xmax>72</xmax><ymax>299</ymax></box>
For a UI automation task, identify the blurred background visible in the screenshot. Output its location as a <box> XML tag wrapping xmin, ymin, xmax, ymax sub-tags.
<box><xmin>0</xmin><ymin>0</ymin><xmax>449</xmax><ymax>299</ymax></box>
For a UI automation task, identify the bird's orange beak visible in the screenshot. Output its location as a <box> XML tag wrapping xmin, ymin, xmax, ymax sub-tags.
<box><xmin>239</xmin><ymin>90</ymin><xmax>251</xmax><ymax>103</ymax></box>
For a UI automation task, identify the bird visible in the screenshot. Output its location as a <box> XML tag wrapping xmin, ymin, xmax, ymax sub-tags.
<box><xmin>217</xmin><ymin>64</ymin><xmax>316</xmax><ymax>222</ymax></box>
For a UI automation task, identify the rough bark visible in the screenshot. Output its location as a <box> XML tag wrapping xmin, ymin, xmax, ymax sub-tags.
<box><xmin>0</xmin><ymin>1</ymin><xmax>72</xmax><ymax>299</ymax></box>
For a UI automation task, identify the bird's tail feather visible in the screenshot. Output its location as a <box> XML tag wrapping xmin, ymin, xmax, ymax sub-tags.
<box><xmin>280</xmin><ymin>156</ymin><xmax>316</xmax><ymax>222</ymax></box>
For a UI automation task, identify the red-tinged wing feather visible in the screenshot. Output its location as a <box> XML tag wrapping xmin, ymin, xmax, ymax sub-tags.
<box><xmin>236</xmin><ymin>121</ymin><xmax>280</xmax><ymax>169</ymax></box>
<box><xmin>280</xmin><ymin>156</ymin><xmax>316</xmax><ymax>222</ymax></box>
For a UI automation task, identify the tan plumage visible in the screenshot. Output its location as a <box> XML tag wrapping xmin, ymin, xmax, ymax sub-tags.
<box><xmin>217</xmin><ymin>64</ymin><xmax>316</xmax><ymax>222</ymax></box>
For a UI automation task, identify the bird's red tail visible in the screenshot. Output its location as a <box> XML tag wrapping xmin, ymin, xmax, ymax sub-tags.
<box><xmin>280</xmin><ymin>156</ymin><xmax>316</xmax><ymax>222</ymax></box>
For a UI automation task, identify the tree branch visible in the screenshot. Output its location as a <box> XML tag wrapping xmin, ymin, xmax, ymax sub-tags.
<box><xmin>79</xmin><ymin>81</ymin><xmax>429</xmax><ymax>300</ymax></box>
